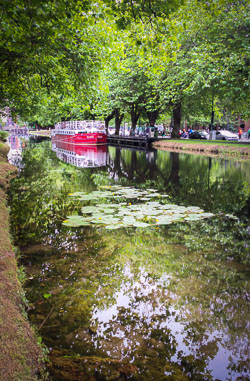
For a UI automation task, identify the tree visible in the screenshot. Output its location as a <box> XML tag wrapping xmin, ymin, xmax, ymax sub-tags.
<box><xmin>2</xmin><ymin>0</ymin><xmax>248</xmax><ymax>129</ymax></box>
<box><xmin>124</xmin><ymin>0</ymin><xmax>249</xmax><ymax>136</ymax></box>
<box><xmin>167</xmin><ymin>0</ymin><xmax>249</xmax><ymax>133</ymax></box>
<box><xmin>94</xmin><ymin>52</ymin><xmax>164</xmax><ymax>133</ymax></box>
<box><xmin>103</xmin><ymin>0</ymin><xmax>180</xmax><ymax>27</ymax></box>
<box><xmin>0</xmin><ymin>0</ymin><xmax>112</xmax><ymax>124</ymax></box>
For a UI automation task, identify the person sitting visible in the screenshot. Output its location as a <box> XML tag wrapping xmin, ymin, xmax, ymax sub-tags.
<box><xmin>238</xmin><ymin>128</ymin><xmax>243</xmax><ymax>139</ymax></box>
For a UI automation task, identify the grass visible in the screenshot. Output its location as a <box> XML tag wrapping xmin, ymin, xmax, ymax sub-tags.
<box><xmin>0</xmin><ymin>141</ymin><xmax>45</xmax><ymax>380</ymax></box>
<box><xmin>169</xmin><ymin>139</ymin><xmax>250</xmax><ymax>148</ymax></box>
<box><xmin>154</xmin><ymin>139</ymin><xmax>250</xmax><ymax>159</ymax></box>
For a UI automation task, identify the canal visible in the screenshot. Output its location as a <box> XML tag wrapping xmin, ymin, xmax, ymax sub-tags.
<box><xmin>7</xmin><ymin>137</ymin><xmax>250</xmax><ymax>380</ymax></box>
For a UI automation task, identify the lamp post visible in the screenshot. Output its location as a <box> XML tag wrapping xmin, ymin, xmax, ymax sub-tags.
<box><xmin>210</xmin><ymin>92</ymin><xmax>214</xmax><ymax>131</ymax></box>
<box><xmin>209</xmin><ymin>92</ymin><xmax>216</xmax><ymax>140</ymax></box>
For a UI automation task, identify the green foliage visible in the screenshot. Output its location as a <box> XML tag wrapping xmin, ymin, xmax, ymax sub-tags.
<box><xmin>43</xmin><ymin>293</ymin><xmax>52</xmax><ymax>299</ymax></box>
<box><xmin>1</xmin><ymin>0</ymin><xmax>249</xmax><ymax>127</ymax></box>
<box><xmin>121</xmin><ymin>0</ymin><xmax>249</xmax><ymax>129</ymax></box>
<box><xmin>0</xmin><ymin>131</ymin><xmax>8</xmax><ymax>140</ymax></box>
<box><xmin>0</xmin><ymin>0</ymin><xmax>114</xmax><ymax>124</ymax></box>
<box><xmin>104</xmin><ymin>0</ymin><xmax>180</xmax><ymax>27</ymax></box>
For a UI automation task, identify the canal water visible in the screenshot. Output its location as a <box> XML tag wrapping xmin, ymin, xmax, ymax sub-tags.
<box><xmin>8</xmin><ymin>137</ymin><xmax>250</xmax><ymax>380</ymax></box>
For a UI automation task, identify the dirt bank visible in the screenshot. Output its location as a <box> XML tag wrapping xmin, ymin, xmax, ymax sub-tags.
<box><xmin>0</xmin><ymin>141</ymin><xmax>45</xmax><ymax>380</ymax></box>
<box><xmin>153</xmin><ymin>140</ymin><xmax>250</xmax><ymax>158</ymax></box>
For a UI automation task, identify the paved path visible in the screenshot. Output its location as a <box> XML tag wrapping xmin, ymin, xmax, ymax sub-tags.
<box><xmin>28</xmin><ymin>130</ymin><xmax>51</xmax><ymax>137</ymax></box>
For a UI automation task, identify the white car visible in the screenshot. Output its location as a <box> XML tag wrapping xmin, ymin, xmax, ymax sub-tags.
<box><xmin>198</xmin><ymin>130</ymin><xmax>209</xmax><ymax>139</ymax></box>
<box><xmin>108</xmin><ymin>127</ymin><xmax>115</xmax><ymax>135</ymax></box>
<box><xmin>215</xmin><ymin>130</ymin><xmax>238</xmax><ymax>141</ymax></box>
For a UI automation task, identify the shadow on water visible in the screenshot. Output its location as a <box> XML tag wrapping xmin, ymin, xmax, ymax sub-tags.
<box><xmin>8</xmin><ymin>138</ymin><xmax>250</xmax><ymax>380</ymax></box>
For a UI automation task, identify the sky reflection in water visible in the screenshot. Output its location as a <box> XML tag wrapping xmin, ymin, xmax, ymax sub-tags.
<box><xmin>8</xmin><ymin>139</ymin><xmax>250</xmax><ymax>380</ymax></box>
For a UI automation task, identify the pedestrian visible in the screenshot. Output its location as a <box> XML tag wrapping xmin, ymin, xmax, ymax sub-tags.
<box><xmin>238</xmin><ymin>128</ymin><xmax>242</xmax><ymax>140</ymax></box>
<box><xmin>248</xmin><ymin>128</ymin><xmax>250</xmax><ymax>139</ymax></box>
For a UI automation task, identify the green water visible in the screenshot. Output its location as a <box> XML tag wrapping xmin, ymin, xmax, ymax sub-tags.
<box><xmin>8</xmin><ymin>139</ymin><xmax>250</xmax><ymax>380</ymax></box>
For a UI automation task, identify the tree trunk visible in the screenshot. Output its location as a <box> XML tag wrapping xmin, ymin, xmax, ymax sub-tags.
<box><xmin>115</xmin><ymin>109</ymin><xmax>124</xmax><ymax>135</ymax></box>
<box><xmin>127</xmin><ymin>150</ymin><xmax>137</xmax><ymax>179</ymax></box>
<box><xmin>147</xmin><ymin>110</ymin><xmax>159</xmax><ymax>126</ymax></box>
<box><xmin>165</xmin><ymin>152</ymin><xmax>180</xmax><ymax>195</ymax></box>
<box><xmin>171</xmin><ymin>102</ymin><xmax>181</xmax><ymax>139</ymax></box>
<box><xmin>112</xmin><ymin>148</ymin><xmax>123</xmax><ymax>178</ymax></box>
<box><xmin>131</xmin><ymin>107</ymin><xmax>140</xmax><ymax>131</ymax></box>
<box><xmin>169</xmin><ymin>152</ymin><xmax>180</xmax><ymax>186</ymax></box>
<box><xmin>104</xmin><ymin>110</ymin><xmax>116</xmax><ymax>134</ymax></box>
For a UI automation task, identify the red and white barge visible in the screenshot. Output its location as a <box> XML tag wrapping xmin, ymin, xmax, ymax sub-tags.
<box><xmin>52</xmin><ymin>120</ymin><xmax>107</xmax><ymax>145</ymax></box>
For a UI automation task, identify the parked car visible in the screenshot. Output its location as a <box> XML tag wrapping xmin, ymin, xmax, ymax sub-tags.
<box><xmin>108</xmin><ymin>127</ymin><xmax>115</xmax><ymax>135</ymax></box>
<box><xmin>215</xmin><ymin>130</ymin><xmax>238</xmax><ymax>141</ymax></box>
<box><xmin>198</xmin><ymin>130</ymin><xmax>209</xmax><ymax>139</ymax></box>
<box><xmin>189</xmin><ymin>131</ymin><xmax>208</xmax><ymax>140</ymax></box>
<box><xmin>120</xmin><ymin>129</ymin><xmax>130</xmax><ymax>136</ymax></box>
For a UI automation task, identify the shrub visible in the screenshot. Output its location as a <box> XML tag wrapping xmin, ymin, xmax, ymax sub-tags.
<box><xmin>0</xmin><ymin>131</ymin><xmax>8</xmax><ymax>140</ymax></box>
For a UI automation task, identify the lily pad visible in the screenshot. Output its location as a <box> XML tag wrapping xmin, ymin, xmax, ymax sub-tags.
<box><xmin>201</xmin><ymin>213</ymin><xmax>214</xmax><ymax>218</ymax></box>
<box><xmin>105</xmin><ymin>225</ymin><xmax>122</xmax><ymax>230</ymax></box>
<box><xmin>81</xmin><ymin>206</ymin><xmax>99</xmax><ymax>213</ymax></box>
<box><xmin>155</xmin><ymin>218</ymin><xmax>173</xmax><ymax>225</ymax></box>
<box><xmin>133</xmin><ymin>221</ymin><xmax>150</xmax><ymax>228</ymax></box>
<box><xmin>184</xmin><ymin>214</ymin><xmax>202</xmax><ymax>221</ymax></box>
<box><xmin>97</xmin><ymin>203</ymin><xmax>118</xmax><ymax>209</ymax></box>
<box><xmin>117</xmin><ymin>210</ymin><xmax>128</xmax><ymax>216</ymax></box>
<box><xmin>186</xmin><ymin>206</ymin><xmax>204</xmax><ymax>213</ymax></box>
<box><xmin>63</xmin><ymin>216</ymin><xmax>91</xmax><ymax>227</ymax></box>
<box><xmin>64</xmin><ymin>185</ymin><xmax>214</xmax><ymax>229</ymax></box>
<box><xmin>128</xmin><ymin>205</ymin><xmax>143</xmax><ymax>210</ymax></box>
<box><xmin>123</xmin><ymin>216</ymin><xmax>136</xmax><ymax>224</ymax></box>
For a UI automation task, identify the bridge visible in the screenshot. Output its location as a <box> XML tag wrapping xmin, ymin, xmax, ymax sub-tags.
<box><xmin>3</xmin><ymin>127</ymin><xmax>29</xmax><ymax>135</ymax></box>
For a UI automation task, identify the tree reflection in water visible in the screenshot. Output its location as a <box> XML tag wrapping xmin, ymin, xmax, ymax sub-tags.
<box><xmin>8</xmin><ymin>140</ymin><xmax>250</xmax><ymax>380</ymax></box>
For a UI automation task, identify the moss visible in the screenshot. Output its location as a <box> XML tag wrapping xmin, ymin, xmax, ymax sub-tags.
<box><xmin>49</xmin><ymin>349</ymin><xmax>138</xmax><ymax>380</ymax></box>
<box><xmin>0</xmin><ymin>143</ymin><xmax>45</xmax><ymax>380</ymax></box>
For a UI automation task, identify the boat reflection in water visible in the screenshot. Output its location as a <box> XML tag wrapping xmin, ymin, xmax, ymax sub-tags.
<box><xmin>52</xmin><ymin>140</ymin><xmax>107</xmax><ymax>168</ymax></box>
<box><xmin>7</xmin><ymin>135</ymin><xmax>28</xmax><ymax>168</ymax></box>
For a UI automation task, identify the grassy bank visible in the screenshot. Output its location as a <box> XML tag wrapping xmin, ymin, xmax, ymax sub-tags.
<box><xmin>153</xmin><ymin>139</ymin><xmax>250</xmax><ymax>158</ymax></box>
<box><xmin>0</xmin><ymin>141</ymin><xmax>45</xmax><ymax>380</ymax></box>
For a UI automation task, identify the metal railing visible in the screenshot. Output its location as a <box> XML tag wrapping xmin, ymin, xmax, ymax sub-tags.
<box><xmin>55</xmin><ymin>120</ymin><xmax>105</xmax><ymax>130</ymax></box>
